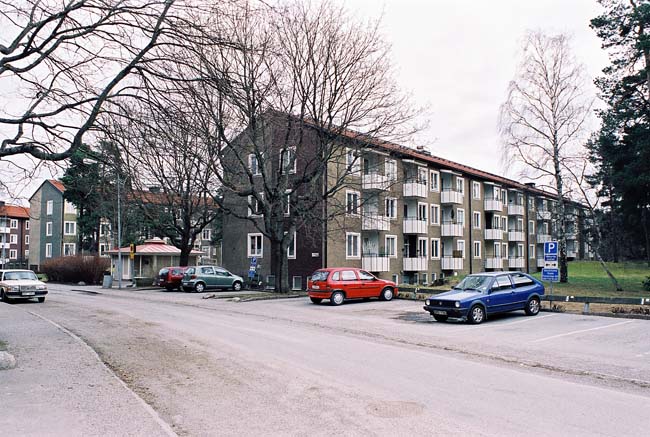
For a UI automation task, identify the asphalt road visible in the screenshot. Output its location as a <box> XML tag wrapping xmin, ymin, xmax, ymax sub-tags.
<box><xmin>2</xmin><ymin>284</ymin><xmax>650</xmax><ymax>436</ymax></box>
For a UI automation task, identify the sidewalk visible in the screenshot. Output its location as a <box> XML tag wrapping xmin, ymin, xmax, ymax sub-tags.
<box><xmin>0</xmin><ymin>302</ymin><xmax>175</xmax><ymax>437</ymax></box>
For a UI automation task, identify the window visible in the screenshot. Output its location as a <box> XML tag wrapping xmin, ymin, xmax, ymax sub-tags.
<box><xmin>418</xmin><ymin>167</ymin><xmax>428</xmax><ymax>187</ymax></box>
<box><xmin>341</xmin><ymin>270</ymin><xmax>357</xmax><ymax>281</ymax></box>
<box><xmin>472</xmin><ymin>181</ymin><xmax>481</xmax><ymax>200</ymax></box>
<box><xmin>247</xmin><ymin>233</ymin><xmax>263</xmax><ymax>257</ymax></box>
<box><xmin>472</xmin><ymin>211</ymin><xmax>481</xmax><ymax>229</ymax></box>
<box><xmin>346</xmin><ymin>148</ymin><xmax>360</xmax><ymax>174</ymax></box>
<box><xmin>517</xmin><ymin>243</ymin><xmax>524</xmax><ymax>258</ymax></box>
<box><xmin>99</xmin><ymin>244</ymin><xmax>107</xmax><ymax>256</ymax></box>
<box><xmin>456</xmin><ymin>177</ymin><xmax>464</xmax><ymax>194</ymax></box>
<box><xmin>292</xmin><ymin>276</ymin><xmax>302</xmax><ymax>290</ymax></box>
<box><xmin>430</xmin><ymin>204</ymin><xmax>440</xmax><ymax>225</ymax></box>
<box><xmin>24</xmin><ymin>249</ymin><xmax>29</xmax><ymax>258</ymax></box>
<box><xmin>430</xmin><ymin>170</ymin><xmax>440</xmax><ymax>191</ymax></box>
<box><xmin>9</xmin><ymin>249</ymin><xmax>17</xmax><ymax>259</ymax></box>
<box><xmin>64</xmin><ymin>221</ymin><xmax>76</xmax><ymax>236</ymax></box>
<box><xmin>25</xmin><ymin>221</ymin><xmax>29</xmax><ymax>230</ymax></box>
<box><xmin>457</xmin><ymin>240</ymin><xmax>466</xmax><ymax>258</ymax></box>
<box><xmin>9</xmin><ymin>234</ymin><xmax>17</xmax><ymax>244</ymax></box>
<box><xmin>46</xmin><ymin>200</ymin><xmax>53</xmax><ymax>215</ymax></box>
<box><xmin>420</xmin><ymin>273</ymin><xmax>428</xmax><ymax>285</ymax></box>
<box><xmin>529</xmin><ymin>244</ymin><xmax>535</xmax><ymax>259</ymax></box>
<box><xmin>25</xmin><ymin>235</ymin><xmax>29</xmax><ymax>245</ymax></box>
<box><xmin>431</xmin><ymin>238</ymin><xmax>440</xmax><ymax>259</ymax></box>
<box><xmin>284</xmin><ymin>191</ymin><xmax>291</xmax><ymax>216</ymax></box>
<box><xmin>501</xmin><ymin>216</ymin><xmax>507</xmax><ymax>230</ymax></box>
<box><xmin>385</xmin><ymin>235</ymin><xmax>397</xmax><ymax>258</ymax></box>
<box><xmin>248</xmin><ymin>193</ymin><xmax>264</xmax><ymax>216</ymax></box>
<box><xmin>511</xmin><ymin>273</ymin><xmax>535</xmax><ymax>287</ymax></box>
<box><xmin>528</xmin><ymin>220</ymin><xmax>535</xmax><ymax>235</ymax></box>
<box><xmin>392</xmin><ymin>274</ymin><xmax>399</xmax><ymax>284</ymax></box>
<box><xmin>64</xmin><ymin>201</ymin><xmax>76</xmax><ymax>214</ymax></box>
<box><xmin>385</xmin><ymin>198</ymin><xmax>397</xmax><ymax>219</ymax></box>
<box><xmin>248</xmin><ymin>153</ymin><xmax>260</xmax><ymax>175</ymax></box>
<box><xmin>501</xmin><ymin>189</ymin><xmax>507</xmax><ymax>203</ymax></box>
<box><xmin>346</xmin><ymin>191</ymin><xmax>360</xmax><ymax>215</ymax></box>
<box><xmin>457</xmin><ymin>208</ymin><xmax>465</xmax><ymax>227</ymax></box>
<box><xmin>528</xmin><ymin>197</ymin><xmax>535</xmax><ymax>210</ymax></box>
<box><xmin>494</xmin><ymin>275</ymin><xmax>513</xmax><ymax>290</ymax></box>
<box><xmin>9</xmin><ymin>219</ymin><xmax>18</xmax><ymax>229</ymax></box>
<box><xmin>385</xmin><ymin>159</ymin><xmax>397</xmax><ymax>181</ymax></box>
<box><xmin>359</xmin><ymin>270</ymin><xmax>375</xmax><ymax>280</ymax></box>
<box><xmin>418</xmin><ymin>237</ymin><xmax>428</xmax><ymax>258</ymax></box>
<box><xmin>474</xmin><ymin>241</ymin><xmax>482</xmax><ymax>258</ymax></box>
<box><xmin>494</xmin><ymin>242</ymin><xmax>501</xmax><ymax>258</ymax></box>
<box><xmin>100</xmin><ymin>222</ymin><xmax>110</xmax><ymax>237</ymax></box>
<box><xmin>417</xmin><ymin>203</ymin><xmax>428</xmax><ymax>221</ymax></box>
<box><xmin>346</xmin><ymin>233</ymin><xmax>360</xmax><ymax>259</ymax></box>
<box><xmin>46</xmin><ymin>222</ymin><xmax>53</xmax><ymax>236</ymax></box>
<box><xmin>63</xmin><ymin>243</ymin><xmax>76</xmax><ymax>256</ymax></box>
<box><xmin>200</xmin><ymin>266</ymin><xmax>215</xmax><ymax>275</ymax></box>
<box><xmin>202</xmin><ymin>229</ymin><xmax>211</xmax><ymax>241</ymax></box>
<box><xmin>280</xmin><ymin>147</ymin><xmax>296</xmax><ymax>174</ymax></box>
<box><xmin>502</xmin><ymin>242</ymin><xmax>508</xmax><ymax>259</ymax></box>
<box><xmin>287</xmin><ymin>232</ymin><xmax>296</xmax><ymax>259</ymax></box>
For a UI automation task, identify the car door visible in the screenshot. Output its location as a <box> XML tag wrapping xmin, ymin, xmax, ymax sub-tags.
<box><xmin>199</xmin><ymin>266</ymin><xmax>216</xmax><ymax>288</ymax></box>
<box><xmin>358</xmin><ymin>270</ymin><xmax>381</xmax><ymax>297</ymax></box>
<box><xmin>486</xmin><ymin>275</ymin><xmax>515</xmax><ymax>313</ymax></box>
<box><xmin>340</xmin><ymin>269</ymin><xmax>363</xmax><ymax>298</ymax></box>
<box><xmin>510</xmin><ymin>273</ymin><xmax>536</xmax><ymax>308</ymax></box>
<box><xmin>214</xmin><ymin>269</ymin><xmax>231</xmax><ymax>288</ymax></box>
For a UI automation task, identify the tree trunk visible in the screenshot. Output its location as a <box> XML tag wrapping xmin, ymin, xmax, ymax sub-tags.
<box><xmin>270</xmin><ymin>239</ymin><xmax>289</xmax><ymax>292</ymax></box>
<box><xmin>642</xmin><ymin>208</ymin><xmax>650</xmax><ymax>268</ymax></box>
<box><xmin>553</xmin><ymin>143</ymin><xmax>569</xmax><ymax>283</ymax></box>
<box><xmin>179</xmin><ymin>247</ymin><xmax>191</xmax><ymax>267</ymax></box>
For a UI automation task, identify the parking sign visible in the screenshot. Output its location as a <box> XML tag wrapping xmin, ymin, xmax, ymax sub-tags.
<box><xmin>542</xmin><ymin>241</ymin><xmax>559</xmax><ymax>282</ymax></box>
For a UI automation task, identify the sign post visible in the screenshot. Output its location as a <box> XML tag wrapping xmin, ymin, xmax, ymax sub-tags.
<box><xmin>248</xmin><ymin>257</ymin><xmax>258</xmax><ymax>285</ymax></box>
<box><xmin>542</xmin><ymin>241</ymin><xmax>559</xmax><ymax>301</ymax></box>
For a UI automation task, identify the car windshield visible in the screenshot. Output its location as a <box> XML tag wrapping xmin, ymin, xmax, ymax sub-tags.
<box><xmin>3</xmin><ymin>271</ymin><xmax>38</xmax><ymax>281</ymax></box>
<box><xmin>311</xmin><ymin>270</ymin><xmax>330</xmax><ymax>282</ymax></box>
<box><xmin>453</xmin><ymin>275</ymin><xmax>491</xmax><ymax>292</ymax></box>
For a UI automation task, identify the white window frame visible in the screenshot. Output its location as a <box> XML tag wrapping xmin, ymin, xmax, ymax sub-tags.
<box><xmin>25</xmin><ymin>235</ymin><xmax>29</xmax><ymax>245</ymax></box>
<box><xmin>346</xmin><ymin>190</ymin><xmax>360</xmax><ymax>216</ymax></box>
<box><xmin>456</xmin><ymin>177</ymin><xmax>465</xmax><ymax>194</ymax></box>
<box><xmin>247</xmin><ymin>233</ymin><xmax>263</xmax><ymax>258</ymax></box>
<box><xmin>517</xmin><ymin>243</ymin><xmax>525</xmax><ymax>258</ymax></box>
<box><xmin>501</xmin><ymin>216</ymin><xmax>507</xmax><ymax>231</ymax></box>
<box><xmin>457</xmin><ymin>208</ymin><xmax>465</xmax><ymax>227</ymax></box>
<box><xmin>280</xmin><ymin>147</ymin><xmax>297</xmax><ymax>174</ymax></box>
<box><xmin>46</xmin><ymin>221</ymin><xmax>53</xmax><ymax>236</ymax></box>
<box><xmin>529</xmin><ymin>244</ymin><xmax>536</xmax><ymax>259</ymax></box>
<box><xmin>346</xmin><ymin>148</ymin><xmax>360</xmax><ymax>175</ymax></box>
<box><xmin>248</xmin><ymin>193</ymin><xmax>264</xmax><ymax>217</ymax></box>
<box><xmin>64</xmin><ymin>221</ymin><xmax>76</xmax><ymax>236</ymax></box>
<box><xmin>457</xmin><ymin>240</ymin><xmax>466</xmax><ymax>259</ymax></box>
<box><xmin>528</xmin><ymin>220</ymin><xmax>535</xmax><ymax>235</ymax></box>
<box><xmin>346</xmin><ymin>232</ymin><xmax>361</xmax><ymax>259</ymax></box>
<box><xmin>25</xmin><ymin>221</ymin><xmax>29</xmax><ymax>230</ymax></box>
<box><xmin>472</xmin><ymin>181</ymin><xmax>481</xmax><ymax>200</ymax></box>
<box><xmin>99</xmin><ymin>244</ymin><xmax>107</xmax><ymax>256</ymax></box>
<box><xmin>502</xmin><ymin>242</ymin><xmax>508</xmax><ymax>259</ymax></box>
<box><xmin>64</xmin><ymin>201</ymin><xmax>76</xmax><ymax>214</ymax></box>
<box><xmin>292</xmin><ymin>276</ymin><xmax>302</xmax><ymax>290</ymax></box>
<box><xmin>494</xmin><ymin>242</ymin><xmax>501</xmax><ymax>258</ymax></box>
<box><xmin>385</xmin><ymin>159</ymin><xmax>397</xmax><ymax>181</ymax></box>
<box><xmin>9</xmin><ymin>219</ymin><xmax>18</xmax><ymax>229</ymax></box>
<box><xmin>202</xmin><ymin>229</ymin><xmax>212</xmax><ymax>241</ymax></box>
<box><xmin>385</xmin><ymin>197</ymin><xmax>397</xmax><ymax>219</ymax></box>
<box><xmin>418</xmin><ymin>167</ymin><xmax>428</xmax><ymax>188</ymax></box>
<box><xmin>431</xmin><ymin>238</ymin><xmax>440</xmax><ymax>259</ymax></box>
<box><xmin>418</xmin><ymin>237</ymin><xmax>428</xmax><ymax>258</ymax></box>
<box><xmin>63</xmin><ymin>243</ymin><xmax>76</xmax><ymax>256</ymax></box>
<box><xmin>472</xmin><ymin>211</ymin><xmax>481</xmax><ymax>229</ymax></box>
<box><xmin>248</xmin><ymin>153</ymin><xmax>261</xmax><ymax>176</ymax></box>
<box><xmin>417</xmin><ymin>202</ymin><xmax>428</xmax><ymax>221</ymax></box>
<box><xmin>430</xmin><ymin>170</ymin><xmax>440</xmax><ymax>192</ymax></box>
<box><xmin>287</xmin><ymin>231</ymin><xmax>296</xmax><ymax>259</ymax></box>
<box><xmin>284</xmin><ymin>191</ymin><xmax>291</xmax><ymax>216</ymax></box>
<box><xmin>24</xmin><ymin>249</ymin><xmax>29</xmax><ymax>258</ymax></box>
<box><xmin>46</xmin><ymin>200</ymin><xmax>53</xmax><ymax>215</ymax></box>
<box><xmin>430</xmin><ymin>204</ymin><xmax>440</xmax><ymax>225</ymax></box>
<box><xmin>8</xmin><ymin>249</ymin><xmax>17</xmax><ymax>259</ymax></box>
<box><xmin>9</xmin><ymin>234</ymin><xmax>17</xmax><ymax>244</ymax></box>
<box><xmin>385</xmin><ymin>235</ymin><xmax>397</xmax><ymax>258</ymax></box>
<box><xmin>473</xmin><ymin>241</ymin><xmax>482</xmax><ymax>259</ymax></box>
<box><xmin>45</xmin><ymin>243</ymin><xmax>52</xmax><ymax>258</ymax></box>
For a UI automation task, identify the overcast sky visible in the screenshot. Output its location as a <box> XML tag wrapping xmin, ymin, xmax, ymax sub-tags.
<box><xmin>1</xmin><ymin>0</ymin><xmax>609</xmax><ymax>205</ymax></box>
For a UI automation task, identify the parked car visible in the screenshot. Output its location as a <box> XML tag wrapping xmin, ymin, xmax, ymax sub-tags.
<box><xmin>181</xmin><ymin>266</ymin><xmax>244</xmax><ymax>292</ymax></box>
<box><xmin>423</xmin><ymin>272</ymin><xmax>544</xmax><ymax>324</ymax></box>
<box><xmin>0</xmin><ymin>269</ymin><xmax>48</xmax><ymax>303</ymax></box>
<box><xmin>157</xmin><ymin>266</ymin><xmax>189</xmax><ymax>291</ymax></box>
<box><xmin>307</xmin><ymin>268</ymin><xmax>397</xmax><ymax>305</ymax></box>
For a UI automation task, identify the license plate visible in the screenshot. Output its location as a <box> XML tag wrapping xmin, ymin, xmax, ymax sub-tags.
<box><xmin>433</xmin><ymin>310</ymin><xmax>447</xmax><ymax>316</ymax></box>
<box><xmin>22</xmin><ymin>292</ymin><xmax>35</xmax><ymax>296</ymax></box>
<box><xmin>312</xmin><ymin>285</ymin><xmax>319</xmax><ymax>289</ymax></box>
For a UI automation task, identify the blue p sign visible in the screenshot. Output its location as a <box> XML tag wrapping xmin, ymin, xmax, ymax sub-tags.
<box><xmin>544</xmin><ymin>241</ymin><xmax>558</xmax><ymax>255</ymax></box>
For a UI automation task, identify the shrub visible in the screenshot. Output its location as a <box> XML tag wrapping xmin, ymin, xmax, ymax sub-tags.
<box><xmin>642</xmin><ymin>276</ymin><xmax>650</xmax><ymax>291</ymax></box>
<box><xmin>41</xmin><ymin>256</ymin><xmax>110</xmax><ymax>285</ymax></box>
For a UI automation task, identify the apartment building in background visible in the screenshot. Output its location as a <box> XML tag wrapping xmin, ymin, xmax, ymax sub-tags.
<box><xmin>0</xmin><ymin>201</ymin><xmax>30</xmax><ymax>268</ymax></box>
<box><xmin>222</xmin><ymin>119</ymin><xmax>589</xmax><ymax>289</ymax></box>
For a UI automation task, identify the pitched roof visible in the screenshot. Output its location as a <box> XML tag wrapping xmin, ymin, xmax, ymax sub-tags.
<box><xmin>0</xmin><ymin>204</ymin><xmax>30</xmax><ymax>219</ymax></box>
<box><xmin>49</xmin><ymin>179</ymin><xmax>65</xmax><ymax>193</ymax></box>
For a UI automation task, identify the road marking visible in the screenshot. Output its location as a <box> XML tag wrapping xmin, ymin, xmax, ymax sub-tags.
<box><xmin>445</xmin><ymin>314</ymin><xmax>557</xmax><ymax>333</ymax></box>
<box><xmin>27</xmin><ymin>310</ymin><xmax>179</xmax><ymax>437</ymax></box>
<box><xmin>532</xmin><ymin>320</ymin><xmax>636</xmax><ymax>343</ymax></box>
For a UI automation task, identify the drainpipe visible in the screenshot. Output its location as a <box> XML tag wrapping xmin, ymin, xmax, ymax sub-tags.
<box><xmin>468</xmin><ymin>189</ymin><xmax>473</xmax><ymax>274</ymax></box>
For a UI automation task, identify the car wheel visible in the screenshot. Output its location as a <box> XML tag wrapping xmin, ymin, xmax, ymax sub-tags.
<box><xmin>525</xmin><ymin>297</ymin><xmax>541</xmax><ymax>316</ymax></box>
<box><xmin>165</xmin><ymin>286</ymin><xmax>174</xmax><ymax>292</ymax></box>
<box><xmin>433</xmin><ymin>314</ymin><xmax>448</xmax><ymax>322</ymax></box>
<box><xmin>310</xmin><ymin>297</ymin><xmax>322</xmax><ymax>304</ymax></box>
<box><xmin>232</xmin><ymin>281</ymin><xmax>242</xmax><ymax>291</ymax></box>
<box><xmin>1</xmin><ymin>289</ymin><xmax>8</xmax><ymax>303</ymax></box>
<box><xmin>379</xmin><ymin>287</ymin><xmax>394</xmax><ymax>301</ymax></box>
<box><xmin>38</xmin><ymin>297</ymin><xmax>45</xmax><ymax>303</ymax></box>
<box><xmin>467</xmin><ymin>305</ymin><xmax>485</xmax><ymax>324</ymax></box>
<box><xmin>194</xmin><ymin>282</ymin><xmax>205</xmax><ymax>293</ymax></box>
<box><xmin>330</xmin><ymin>291</ymin><xmax>344</xmax><ymax>306</ymax></box>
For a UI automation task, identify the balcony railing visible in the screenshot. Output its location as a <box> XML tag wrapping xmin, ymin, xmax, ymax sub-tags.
<box><xmin>362</xmin><ymin>172</ymin><xmax>391</xmax><ymax>191</ymax></box>
<box><xmin>441</xmin><ymin>222</ymin><xmax>464</xmax><ymax>237</ymax></box>
<box><xmin>508</xmin><ymin>230</ymin><xmax>525</xmax><ymax>242</ymax></box>
<box><xmin>362</xmin><ymin>214</ymin><xmax>391</xmax><ymax>231</ymax></box>
<box><xmin>403</xmin><ymin>180</ymin><xmax>427</xmax><ymax>198</ymax></box>
<box><xmin>441</xmin><ymin>256</ymin><xmax>463</xmax><ymax>271</ymax></box>
<box><xmin>484</xmin><ymin>199</ymin><xmax>503</xmax><ymax>212</ymax></box>
<box><xmin>537</xmin><ymin>234</ymin><xmax>552</xmax><ymax>243</ymax></box>
<box><xmin>485</xmin><ymin>257</ymin><xmax>504</xmax><ymax>269</ymax></box>
<box><xmin>537</xmin><ymin>210</ymin><xmax>552</xmax><ymax>221</ymax></box>
<box><xmin>0</xmin><ymin>242</ymin><xmax>10</xmax><ymax>249</ymax></box>
<box><xmin>403</xmin><ymin>257</ymin><xmax>428</xmax><ymax>271</ymax></box>
<box><xmin>441</xmin><ymin>189</ymin><xmax>464</xmax><ymax>204</ymax></box>
<box><xmin>484</xmin><ymin>229</ymin><xmax>504</xmax><ymax>240</ymax></box>
<box><xmin>0</xmin><ymin>227</ymin><xmax>10</xmax><ymax>234</ymax></box>
<box><xmin>403</xmin><ymin>217</ymin><xmax>427</xmax><ymax>234</ymax></box>
<box><xmin>508</xmin><ymin>204</ymin><xmax>525</xmax><ymax>216</ymax></box>
<box><xmin>508</xmin><ymin>257</ymin><xmax>525</xmax><ymax>268</ymax></box>
<box><xmin>362</xmin><ymin>255</ymin><xmax>390</xmax><ymax>272</ymax></box>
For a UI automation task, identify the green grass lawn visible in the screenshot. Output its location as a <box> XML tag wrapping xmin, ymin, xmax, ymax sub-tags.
<box><xmin>532</xmin><ymin>261</ymin><xmax>650</xmax><ymax>298</ymax></box>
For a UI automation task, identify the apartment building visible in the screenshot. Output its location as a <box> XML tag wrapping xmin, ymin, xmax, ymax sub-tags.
<box><xmin>0</xmin><ymin>201</ymin><xmax>30</xmax><ymax>268</ymax></box>
<box><xmin>222</xmin><ymin>119</ymin><xmax>588</xmax><ymax>288</ymax></box>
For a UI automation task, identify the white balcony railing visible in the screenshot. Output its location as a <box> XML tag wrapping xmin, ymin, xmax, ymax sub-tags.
<box><xmin>402</xmin><ymin>218</ymin><xmax>428</xmax><ymax>234</ymax></box>
<box><xmin>508</xmin><ymin>230</ymin><xmax>525</xmax><ymax>242</ymax></box>
<box><xmin>537</xmin><ymin>210</ymin><xmax>552</xmax><ymax>221</ymax></box>
<box><xmin>537</xmin><ymin>234</ymin><xmax>552</xmax><ymax>243</ymax></box>
<box><xmin>441</xmin><ymin>189</ymin><xmax>464</xmax><ymax>204</ymax></box>
<box><xmin>403</xmin><ymin>181</ymin><xmax>427</xmax><ymax>198</ymax></box>
<box><xmin>508</xmin><ymin>204</ymin><xmax>525</xmax><ymax>216</ymax></box>
<box><xmin>362</xmin><ymin>172</ymin><xmax>391</xmax><ymax>191</ymax></box>
<box><xmin>362</xmin><ymin>256</ymin><xmax>390</xmax><ymax>272</ymax></box>
<box><xmin>0</xmin><ymin>242</ymin><xmax>10</xmax><ymax>249</ymax></box>
<box><xmin>485</xmin><ymin>257</ymin><xmax>504</xmax><ymax>269</ymax></box>
<box><xmin>484</xmin><ymin>229</ymin><xmax>504</xmax><ymax>240</ymax></box>
<box><xmin>484</xmin><ymin>199</ymin><xmax>503</xmax><ymax>212</ymax></box>
<box><xmin>362</xmin><ymin>214</ymin><xmax>391</xmax><ymax>231</ymax></box>
<box><xmin>508</xmin><ymin>257</ymin><xmax>525</xmax><ymax>268</ymax></box>
<box><xmin>441</xmin><ymin>223</ymin><xmax>464</xmax><ymax>237</ymax></box>
<box><xmin>403</xmin><ymin>257</ymin><xmax>428</xmax><ymax>271</ymax></box>
<box><xmin>441</xmin><ymin>257</ymin><xmax>463</xmax><ymax>271</ymax></box>
<box><xmin>0</xmin><ymin>227</ymin><xmax>10</xmax><ymax>234</ymax></box>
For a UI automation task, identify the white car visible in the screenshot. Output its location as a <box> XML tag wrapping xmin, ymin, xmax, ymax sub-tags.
<box><xmin>0</xmin><ymin>269</ymin><xmax>48</xmax><ymax>303</ymax></box>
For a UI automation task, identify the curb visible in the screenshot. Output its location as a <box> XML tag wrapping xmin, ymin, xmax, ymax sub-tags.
<box><xmin>240</xmin><ymin>293</ymin><xmax>306</xmax><ymax>302</ymax></box>
<box><xmin>0</xmin><ymin>351</ymin><xmax>16</xmax><ymax>370</ymax></box>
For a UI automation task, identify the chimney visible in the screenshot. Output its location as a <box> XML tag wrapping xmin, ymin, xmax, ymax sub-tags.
<box><xmin>524</xmin><ymin>182</ymin><xmax>536</xmax><ymax>188</ymax></box>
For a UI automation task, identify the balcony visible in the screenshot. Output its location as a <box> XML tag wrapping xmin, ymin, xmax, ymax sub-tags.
<box><xmin>0</xmin><ymin>227</ymin><xmax>10</xmax><ymax>234</ymax></box>
<box><xmin>508</xmin><ymin>257</ymin><xmax>525</xmax><ymax>268</ymax></box>
<box><xmin>508</xmin><ymin>204</ymin><xmax>525</xmax><ymax>216</ymax></box>
<box><xmin>0</xmin><ymin>242</ymin><xmax>10</xmax><ymax>249</ymax></box>
<box><xmin>362</xmin><ymin>255</ymin><xmax>390</xmax><ymax>272</ymax></box>
<box><xmin>362</xmin><ymin>214</ymin><xmax>391</xmax><ymax>231</ymax></box>
<box><xmin>485</xmin><ymin>257</ymin><xmax>504</xmax><ymax>269</ymax></box>
<box><xmin>362</xmin><ymin>172</ymin><xmax>391</xmax><ymax>191</ymax></box>
<box><xmin>537</xmin><ymin>234</ymin><xmax>552</xmax><ymax>243</ymax></box>
<box><xmin>441</xmin><ymin>257</ymin><xmax>463</xmax><ymax>271</ymax></box>
<box><xmin>484</xmin><ymin>199</ymin><xmax>503</xmax><ymax>212</ymax></box>
<box><xmin>441</xmin><ymin>222</ymin><xmax>463</xmax><ymax>237</ymax></box>
<box><xmin>536</xmin><ymin>258</ymin><xmax>545</xmax><ymax>268</ymax></box>
<box><xmin>508</xmin><ymin>230</ymin><xmax>525</xmax><ymax>242</ymax></box>
<box><xmin>484</xmin><ymin>229</ymin><xmax>503</xmax><ymax>240</ymax></box>
<box><xmin>403</xmin><ymin>181</ymin><xmax>427</xmax><ymax>198</ymax></box>
<box><xmin>537</xmin><ymin>210</ymin><xmax>552</xmax><ymax>221</ymax></box>
<box><xmin>441</xmin><ymin>189</ymin><xmax>463</xmax><ymax>204</ymax></box>
<box><xmin>403</xmin><ymin>257</ymin><xmax>428</xmax><ymax>271</ymax></box>
<box><xmin>403</xmin><ymin>218</ymin><xmax>427</xmax><ymax>234</ymax></box>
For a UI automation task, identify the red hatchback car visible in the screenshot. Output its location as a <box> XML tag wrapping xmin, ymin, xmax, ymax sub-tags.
<box><xmin>307</xmin><ymin>268</ymin><xmax>398</xmax><ymax>305</ymax></box>
<box><xmin>158</xmin><ymin>266</ymin><xmax>189</xmax><ymax>291</ymax></box>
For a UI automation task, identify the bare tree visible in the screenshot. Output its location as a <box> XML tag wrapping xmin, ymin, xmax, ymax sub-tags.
<box><xmin>500</xmin><ymin>31</ymin><xmax>593</xmax><ymax>283</ymax></box>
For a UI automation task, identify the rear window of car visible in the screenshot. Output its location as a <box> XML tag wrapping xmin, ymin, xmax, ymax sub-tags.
<box><xmin>341</xmin><ymin>270</ymin><xmax>357</xmax><ymax>281</ymax></box>
<box><xmin>159</xmin><ymin>268</ymin><xmax>169</xmax><ymax>275</ymax></box>
<box><xmin>311</xmin><ymin>270</ymin><xmax>330</xmax><ymax>281</ymax></box>
<box><xmin>511</xmin><ymin>273</ymin><xmax>534</xmax><ymax>287</ymax></box>
<box><xmin>494</xmin><ymin>275</ymin><xmax>513</xmax><ymax>290</ymax></box>
<box><xmin>186</xmin><ymin>268</ymin><xmax>195</xmax><ymax>275</ymax></box>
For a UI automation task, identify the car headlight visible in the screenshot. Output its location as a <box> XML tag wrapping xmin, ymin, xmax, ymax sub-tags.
<box><xmin>37</xmin><ymin>285</ymin><xmax>47</xmax><ymax>290</ymax></box>
<box><xmin>8</xmin><ymin>286</ymin><xmax>19</xmax><ymax>292</ymax></box>
<box><xmin>455</xmin><ymin>301</ymin><xmax>460</xmax><ymax>308</ymax></box>
<box><xmin>425</xmin><ymin>299</ymin><xmax>430</xmax><ymax>306</ymax></box>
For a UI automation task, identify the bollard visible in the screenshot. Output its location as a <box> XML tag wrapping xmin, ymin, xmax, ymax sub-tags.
<box><xmin>583</xmin><ymin>302</ymin><xmax>590</xmax><ymax>314</ymax></box>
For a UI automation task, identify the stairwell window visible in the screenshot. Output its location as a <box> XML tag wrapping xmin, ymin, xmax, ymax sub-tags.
<box><xmin>64</xmin><ymin>221</ymin><xmax>76</xmax><ymax>236</ymax></box>
<box><xmin>279</xmin><ymin>147</ymin><xmax>296</xmax><ymax>174</ymax></box>
<box><xmin>472</xmin><ymin>181</ymin><xmax>481</xmax><ymax>200</ymax></box>
<box><xmin>474</xmin><ymin>241</ymin><xmax>482</xmax><ymax>258</ymax></box>
<box><xmin>430</xmin><ymin>170</ymin><xmax>440</xmax><ymax>192</ymax></box>
<box><xmin>46</xmin><ymin>200</ymin><xmax>53</xmax><ymax>215</ymax></box>
<box><xmin>247</xmin><ymin>233</ymin><xmax>263</xmax><ymax>258</ymax></box>
<box><xmin>45</xmin><ymin>243</ymin><xmax>52</xmax><ymax>258</ymax></box>
<box><xmin>46</xmin><ymin>222</ymin><xmax>52</xmax><ymax>236</ymax></box>
<box><xmin>346</xmin><ymin>232</ymin><xmax>360</xmax><ymax>259</ymax></box>
<box><xmin>430</xmin><ymin>204</ymin><xmax>440</xmax><ymax>225</ymax></box>
<box><xmin>346</xmin><ymin>190</ymin><xmax>360</xmax><ymax>216</ymax></box>
<box><xmin>473</xmin><ymin>211</ymin><xmax>481</xmax><ymax>229</ymax></box>
<box><xmin>287</xmin><ymin>232</ymin><xmax>296</xmax><ymax>259</ymax></box>
<box><xmin>385</xmin><ymin>159</ymin><xmax>397</xmax><ymax>181</ymax></box>
<box><xmin>385</xmin><ymin>235</ymin><xmax>397</xmax><ymax>258</ymax></box>
<box><xmin>431</xmin><ymin>238</ymin><xmax>440</xmax><ymax>259</ymax></box>
<box><xmin>346</xmin><ymin>148</ymin><xmax>360</xmax><ymax>175</ymax></box>
<box><xmin>385</xmin><ymin>198</ymin><xmax>397</xmax><ymax>219</ymax></box>
<box><xmin>248</xmin><ymin>154</ymin><xmax>261</xmax><ymax>176</ymax></box>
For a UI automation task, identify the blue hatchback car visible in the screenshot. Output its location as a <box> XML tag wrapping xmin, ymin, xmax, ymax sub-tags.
<box><xmin>423</xmin><ymin>272</ymin><xmax>545</xmax><ymax>324</ymax></box>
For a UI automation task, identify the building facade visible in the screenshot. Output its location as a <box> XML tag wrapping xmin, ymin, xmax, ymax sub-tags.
<box><xmin>0</xmin><ymin>202</ymin><xmax>30</xmax><ymax>268</ymax></box>
<box><xmin>222</xmin><ymin>123</ymin><xmax>589</xmax><ymax>288</ymax></box>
